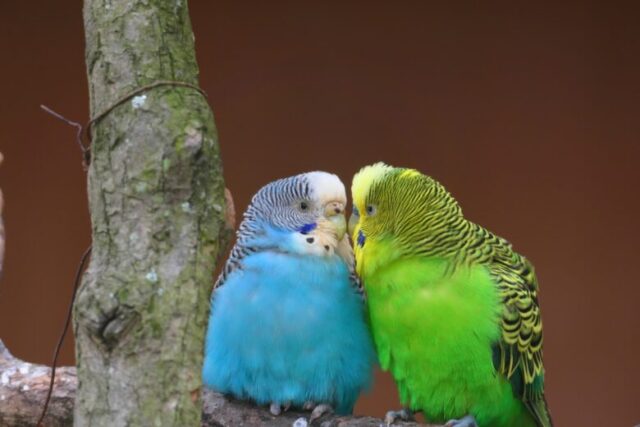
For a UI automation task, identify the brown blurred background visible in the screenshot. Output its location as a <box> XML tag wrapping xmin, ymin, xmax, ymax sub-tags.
<box><xmin>1</xmin><ymin>1</ymin><xmax>639</xmax><ymax>425</ymax></box>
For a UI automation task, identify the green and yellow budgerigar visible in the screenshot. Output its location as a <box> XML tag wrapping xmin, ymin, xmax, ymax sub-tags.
<box><xmin>349</xmin><ymin>163</ymin><xmax>552</xmax><ymax>427</ymax></box>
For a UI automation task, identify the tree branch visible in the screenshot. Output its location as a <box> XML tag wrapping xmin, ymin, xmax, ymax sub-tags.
<box><xmin>0</xmin><ymin>341</ymin><xmax>75</xmax><ymax>427</ymax></box>
<box><xmin>0</xmin><ymin>343</ymin><xmax>429</xmax><ymax>427</ymax></box>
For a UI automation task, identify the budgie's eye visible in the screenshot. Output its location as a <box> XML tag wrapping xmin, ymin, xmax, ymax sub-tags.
<box><xmin>366</xmin><ymin>205</ymin><xmax>376</xmax><ymax>216</ymax></box>
<box><xmin>299</xmin><ymin>201</ymin><xmax>309</xmax><ymax>211</ymax></box>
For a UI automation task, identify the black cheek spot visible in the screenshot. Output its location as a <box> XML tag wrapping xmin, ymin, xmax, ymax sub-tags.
<box><xmin>306</xmin><ymin>237</ymin><xmax>315</xmax><ymax>244</ymax></box>
<box><xmin>324</xmin><ymin>245</ymin><xmax>330</xmax><ymax>251</ymax></box>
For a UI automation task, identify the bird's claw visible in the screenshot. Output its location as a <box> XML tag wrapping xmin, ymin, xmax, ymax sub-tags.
<box><xmin>269</xmin><ymin>402</ymin><xmax>281</xmax><ymax>416</ymax></box>
<box><xmin>445</xmin><ymin>415</ymin><xmax>478</xmax><ymax>427</ymax></box>
<box><xmin>269</xmin><ymin>401</ymin><xmax>292</xmax><ymax>416</ymax></box>
<box><xmin>308</xmin><ymin>403</ymin><xmax>333</xmax><ymax>424</ymax></box>
<box><xmin>384</xmin><ymin>408</ymin><xmax>415</xmax><ymax>426</ymax></box>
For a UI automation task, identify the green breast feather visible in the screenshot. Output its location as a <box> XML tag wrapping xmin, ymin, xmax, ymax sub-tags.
<box><xmin>363</xmin><ymin>230</ymin><xmax>550</xmax><ymax>427</ymax></box>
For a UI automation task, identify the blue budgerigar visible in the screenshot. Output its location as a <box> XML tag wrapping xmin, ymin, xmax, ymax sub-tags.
<box><xmin>203</xmin><ymin>171</ymin><xmax>375</xmax><ymax>419</ymax></box>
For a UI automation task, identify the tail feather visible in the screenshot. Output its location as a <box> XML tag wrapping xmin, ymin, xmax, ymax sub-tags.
<box><xmin>526</xmin><ymin>394</ymin><xmax>553</xmax><ymax>427</ymax></box>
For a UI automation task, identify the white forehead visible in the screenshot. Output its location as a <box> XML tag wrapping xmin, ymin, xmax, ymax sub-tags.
<box><xmin>305</xmin><ymin>171</ymin><xmax>346</xmax><ymax>204</ymax></box>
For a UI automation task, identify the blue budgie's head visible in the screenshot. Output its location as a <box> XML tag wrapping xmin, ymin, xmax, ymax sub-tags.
<box><xmin>216</xmin><ymin>171</ymin><xmax>353</xmax><ymax>288</ymax></box>
<box><xmin>242</xmin><ymin>171</ymin><xmax>348</xmax><ymax>255</ymax></box>
<box><xmin>250</xmin><ymin>172</ymin><xmax>345</xmax><ymax>232</ymax></box>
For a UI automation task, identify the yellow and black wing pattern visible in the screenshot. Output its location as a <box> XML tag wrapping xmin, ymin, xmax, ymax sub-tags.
<box><xmin>466</xmin><ymin>224</ymin><xmax>553</xmax><ymax>427</ymax></box>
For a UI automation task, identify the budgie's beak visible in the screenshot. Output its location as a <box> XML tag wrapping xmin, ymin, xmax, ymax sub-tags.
<box><xmin>324</xmin><ymin>201</ymin><xmax>346</xmax><ymax>241</ymax></box>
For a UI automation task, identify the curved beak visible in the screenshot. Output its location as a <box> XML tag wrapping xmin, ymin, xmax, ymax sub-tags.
<box><xmin>324</xmin><ymin>201</ymin><xmax>347</xmax><ymax>241</ymax></box>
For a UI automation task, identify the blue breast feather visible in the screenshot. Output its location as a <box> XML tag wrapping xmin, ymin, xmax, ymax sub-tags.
<box><xmin>203</xmin><ymin>251</ymin><xmax>375</xmax><ymax>414</ymax></box>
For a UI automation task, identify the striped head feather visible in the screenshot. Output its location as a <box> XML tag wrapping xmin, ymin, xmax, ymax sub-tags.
<box><xmin>216</xmin><ymin>171</ymin><xmax>350</xmax><ymax>288</ymax></box>
<box><xmin>350</xmin><ymin>163</ymin><xmax>464</xmax><ymax>276</ymax></box>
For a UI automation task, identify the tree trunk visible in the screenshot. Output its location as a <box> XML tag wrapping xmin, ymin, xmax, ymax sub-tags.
<box><xmin>74</xmin><ymin>0</ymin><xmax>228</xmax><ymax>425</ymax></box>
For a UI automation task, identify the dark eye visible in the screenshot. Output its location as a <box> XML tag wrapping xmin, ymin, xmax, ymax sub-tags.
<box><xmin>366</xmin><ymin>205</ymin><xmax>376</xmax><ymax>216</ymax></box>
<box><xmin>299</xmin><ymin>201</ymin><xmax>309</xmax><ymax>211</ymax></box>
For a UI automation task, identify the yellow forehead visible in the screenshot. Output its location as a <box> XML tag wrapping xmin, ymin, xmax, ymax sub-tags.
<box><xmin>352</xmin><ymin>163</ymin><xmax>420</xmax><ymax>208</ymax></box>
<box><xmin>399</xmin><ymin>169</ymin><xmax>420</xmax><ymax>178</ymax></box>
<box><xmin>351</xmin><ymin>162</ymin><xmax>392</xmax><ymax>208</ymax></box>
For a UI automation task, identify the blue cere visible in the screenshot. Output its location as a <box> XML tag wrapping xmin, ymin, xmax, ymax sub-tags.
<box><xmin>298</xmin><ymin>223</ymin><xmax>317</xmax><ymax>235</ymax></box>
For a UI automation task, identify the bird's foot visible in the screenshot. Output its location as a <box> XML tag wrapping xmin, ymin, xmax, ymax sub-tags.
<box><xmin>384</xmin><ymin>408</ymin><xmax>415</xmax><ymax>426</ymax></box>
<box><xmin>305</xmin><ymin>402</ymin><xmax>333</xmax><ymax>424</ymax></box>
<box><xmin>445</xmin><ymin>415</ymin><xmax>478</xmax><ymax>427</ymax></box>
<box><xmin>269</xmin><ymin>401</ymin><xmax>291</xmax><ymax>416</ymax></box>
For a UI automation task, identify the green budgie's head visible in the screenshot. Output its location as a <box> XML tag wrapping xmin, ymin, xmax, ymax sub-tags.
<box><xmin>350</xmin><ymin>162</ymin><xmax>463</xmax><ymax>277</ymax></box>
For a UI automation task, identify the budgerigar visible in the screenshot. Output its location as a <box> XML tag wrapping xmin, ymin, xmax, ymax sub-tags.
<box><xmin>203</xmin><ymin>171</ymin><xmax>375</xmax><ymax>420</ymax></box>
<box><xmin>349</xmin><ymin>163</ymin><xmax>552</xmax><ymax>427</ymax></box>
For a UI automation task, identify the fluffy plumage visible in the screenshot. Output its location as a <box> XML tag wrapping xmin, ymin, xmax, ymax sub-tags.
<box><xmin>203</xmin><ymin>171</ymin><xmax>374</xmax><ymax>414</ymax></box>
<box><xmin>350</xmin><ymin>163</ymin><xmax>552</xmax><ymax>427</ymax></box>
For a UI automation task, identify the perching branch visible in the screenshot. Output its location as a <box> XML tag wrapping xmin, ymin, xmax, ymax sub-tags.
<box><xmin>0</xmin><ymin>340</ymin><xmax>76</xmax><ymax>427</ymax></box>
<box><xmin>0</xmin><ymin>342</ymin><xmax>428</xmax><ymax>427</ymax></box>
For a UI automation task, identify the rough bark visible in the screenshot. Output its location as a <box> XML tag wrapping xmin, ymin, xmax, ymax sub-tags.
<box><xmin>0</xmin><ymin>340</ymin><xmax>76</xmax><ymax>427</ymax></box>
<box><xmin>0</xmin><ymin>341</ymin><xmax>430</xmax><ymax>427</ymax></box>
<box><xmin>74</xmin><ymin>0</ymin><xmax>228</xmax><ymax>425</ymax></box>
